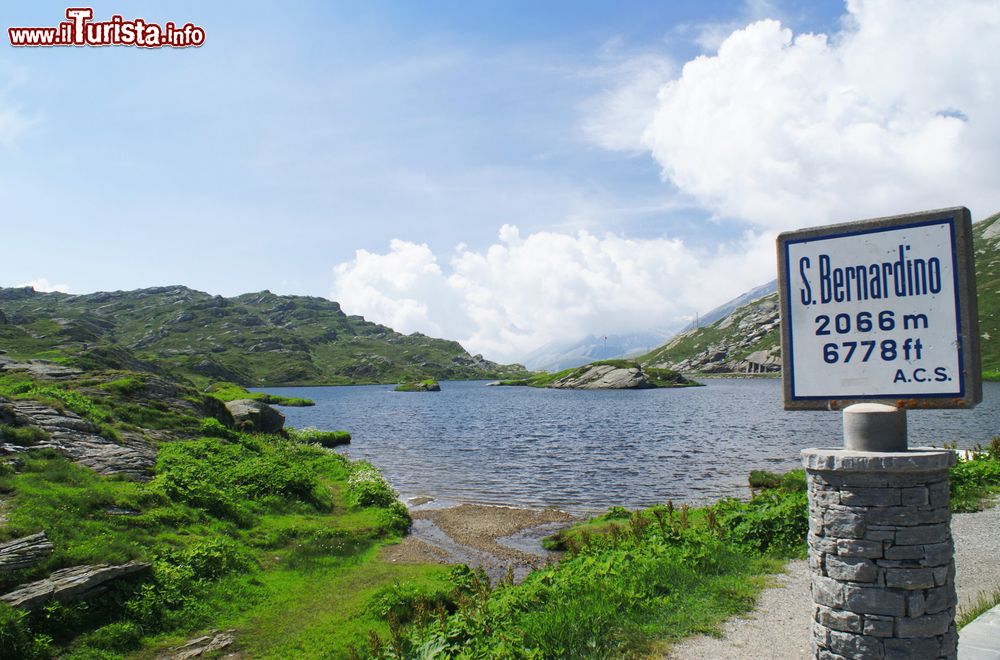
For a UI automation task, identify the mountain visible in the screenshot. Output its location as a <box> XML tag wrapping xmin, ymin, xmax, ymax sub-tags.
<box><xmin>522</xmin><ymin>331</ymin><xmax>674</xmax><ymax>372</ymax></box>
<box><xmin>679</xmin><ymin>280</ymin><xmax>777</xmax><ymax>333</ymax></box>
<box><xmin>640</xmin><ymin>292</ymin><xmax>781</xmax><ymax>374</ymax></box>
<box><xmin>640</xmin><ymin>211</ymin><xmax>1000</xmax><ymax>376</ymax></box>
<box><xmin>0</xmin><ymin>286</ymin><xmax>526</xmax><ymax>386</ymax></box>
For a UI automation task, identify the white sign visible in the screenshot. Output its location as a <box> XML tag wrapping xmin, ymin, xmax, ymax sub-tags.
<box><xmin>777</xmin><ymin>208</ymin><xmax>981</xmax><ymax>409</ymax></box>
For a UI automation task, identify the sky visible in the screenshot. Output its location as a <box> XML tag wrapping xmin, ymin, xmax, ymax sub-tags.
<box><xmin>2</xmin><ymin>1</ymin><xmax>999</xmax><ymax>363</ymax></box>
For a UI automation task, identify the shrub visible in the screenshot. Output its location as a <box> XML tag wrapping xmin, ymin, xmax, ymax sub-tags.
<box><xmin>0</xmin><ymin>424</ymin><xmax>48</xmax><ymax>447</ymax></box>
<box><xmin>366</xmin><ymin>581</ymin><xmax>454</xmax><ymax>624</ymax></box>
<box><xmin>198</xmin><ymin>417</ymin><xmax>234</xmax><ymax>439</ymax></box>
<box><xmin>748</xmin><ymin>470</ymin><xmax>781</xmax><ymax>490</ymax></box>
<box><xmin>346</xmin><ymin>462</ymin><xmax>397</xmax><ymax>508</ymax></box>
<box><xmin>378</xmin><ymin>501</ymin><xmax>412</xmax><ymax>536</ymax></box>
<box><xmin>77</xmin><ymin>620</ymin><xmax>142</xmax><ymax>652</ymax></box>
<box><xmin>0</xmin><ymin>603</ymin><xmax>34</xmax><ymax>658</ymax></box>
<box><xmin>99</xmin><ymin>376</ymin><xmax>147</xmax><ymax>396</ymax></box>
<box><xmin>716</xmin><ymin>490</ymin><xmax>808</xmax><ymax>556</ymax></box>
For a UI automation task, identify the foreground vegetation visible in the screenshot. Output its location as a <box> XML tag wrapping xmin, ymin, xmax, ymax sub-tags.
<box><xmin>354</xmin><ymin>443</ymin><xmax>1000</xmax><ymax>658</ymax></box>
<box><xmin>353</xmin><ymin>476</ymin><xmax>807</xmax><ymax>658</ymax></box>
<box><xmin>0</xmin><ymin>368</ymin><xmax>440</xmax><ymax>658</ymax></box>
<box><xmin>1</xmin><ymin>357</ymin><xmax>997</xmax><ymax>658</ymax></box>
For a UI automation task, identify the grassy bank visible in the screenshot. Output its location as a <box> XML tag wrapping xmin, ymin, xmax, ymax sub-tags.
<box><xmin>0</xmin><ymin>370</ymin><xmax>440</xmax><ymax>658</ymax></box>
<box><xmin>205</xmin><ymin>381</ymin><xmax>314</xmax><ymax>407</ymax></box>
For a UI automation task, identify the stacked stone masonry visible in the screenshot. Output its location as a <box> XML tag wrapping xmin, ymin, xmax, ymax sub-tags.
<box><xmin>802</xmin><ymin>449</ymin><xmax>957</xmax><ymax>660</ymax></box>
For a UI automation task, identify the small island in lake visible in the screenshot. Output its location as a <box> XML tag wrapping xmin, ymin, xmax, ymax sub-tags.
<box><xmin>494</xmin><ymin>359</ymin><xmax>702</xmax><ymax>390</ymax></box>
<box><xmin>394</xmin><ymin>378</ymin><xmax>442</xmax><ymax>392</ymax></box>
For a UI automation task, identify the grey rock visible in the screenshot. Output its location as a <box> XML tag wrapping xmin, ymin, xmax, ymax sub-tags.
<box><xmin>895</xmin><ymin>523</ymin><xmax>950</xmax><ymax>546</ymax></box>
<box><xmin>896</xmin><ymin>611</ymin><xmax>952</xmax><ymax>637</ymax></box>
<box><xmin>160</xmin><ymin>629</ymin><xmax>236</xmax><ymax>659</ymax></box>
<box><xmin>825</xmin><ymin>556</ymin><xmax>877</xmax><ymax>582</ymax></box>
<box><xmin>0</xmin><ymin>532</ymin><xmax>53</xmax><ymax>572</ymax></box>
<box><xmin>842</xmin><ymin>584</ymin><xmax>906</xmax><ymax>616</ymax></box>
<box><xmin>823</xmin><ymin>508</ymin><xmax>866</xmax><ymax>539</ymax></box>
<box><xmin>0</xmin><ymin>400</ymin><xmax>155</xmax><ymax>480</ymax></box>
<box><xmin>225</xmin><ymin>399</ymin><xmax>285</xmax><ymax>433</ymax></box>
<box><xmin>0</xmin><ymin>561</ymin><xmax>150</xmax><ymax>609</ymax></box>
<box><xmin>816</xmin><ymin>605</ymin><xmax>862</xmax><ymax>632</ymax></box>
<box><xmin>836</xmin><ymin>539</ymin><xmax>884</xmax><ymax>558</ymax></box>
<box><xmin>550</xmin><ymin>364</ymin><xmax>652</xmax><ymax>389</ymax></box>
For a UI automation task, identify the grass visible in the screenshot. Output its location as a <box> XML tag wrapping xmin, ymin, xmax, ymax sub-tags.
<box><xmin>393</xmin><ymin>379</ymin><xmax>440</xmax><ymax>392</ymax></box>
<box><xmin>205</xmin><ymin>381</ymin><xmax>314</xmax><ymax>407</ymax></box>
<box><xmin>957</xmin><ymin>587</ymin><xmax>1000</xmax><ymax>630</ymax></box>
<box><xmin>0</xmin><ymin>420</ymin><xmax>429</xmax><ymax>658</ymax></box>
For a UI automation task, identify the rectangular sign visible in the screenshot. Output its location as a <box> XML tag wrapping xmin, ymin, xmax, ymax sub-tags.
<box><xmin>777</xmin><ymin>207</ymin><xmax>981</xmax><ymax>410</ymax></box>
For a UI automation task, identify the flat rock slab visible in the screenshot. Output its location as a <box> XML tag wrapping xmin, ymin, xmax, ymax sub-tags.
<box><xmin>0</xmin><ymin>399</ymin><xmax>155</xmax><ymax>480</ymax></box>
<box><xmin>0</xmin><ymin>560</ymin><xmax>150</xmax><ymax>609</ymax></box>
<box><xmin>159</xmin><ymin>629</ymin><xmax>237</xmax><ymax>659</ymax></box>
<box><xmin>0</xmin><ymin>532</ymin><xmax>53</xmax><ymax>572</ymax></box>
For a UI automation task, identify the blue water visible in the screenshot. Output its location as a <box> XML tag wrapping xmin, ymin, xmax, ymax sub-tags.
<box><xmin>256</xmin><ymin>379</ymin><xmax>1000</xmax><ymax>515</ymax></box>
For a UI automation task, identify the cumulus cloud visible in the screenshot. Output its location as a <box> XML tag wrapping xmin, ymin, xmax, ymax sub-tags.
<box><xmin>17</xmin><ymin>278</ymin><xmax>70</xmax><ymax>293</ymax></box>
<box><xmin>640</xmin><ymin>0</ymin><xmax>1000</xmax><ymax>230</ymax></box>
<box><xmin>335</xmin><ymin>1</ymin><xmax>1000</xmax><ymax>363</ymax></box>
<box><xmin>332</xmin><ymin>227</ymin><xmax>772</xmax><ymax>363</ymax></box>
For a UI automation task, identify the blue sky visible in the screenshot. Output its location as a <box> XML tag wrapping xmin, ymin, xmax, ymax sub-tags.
<box><xmin>2</xmin><ymin>1</ymin><xmax>998</xmax><ymax>361</ymax></box>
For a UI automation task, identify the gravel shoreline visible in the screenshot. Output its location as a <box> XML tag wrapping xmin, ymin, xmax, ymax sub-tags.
<box><xmin>665</xmin><ymin>502</ymin><xmax>1000</xmax><ymax>659</ymax></box>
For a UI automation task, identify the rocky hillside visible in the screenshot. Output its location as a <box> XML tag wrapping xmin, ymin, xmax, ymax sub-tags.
<box><xmin>641</xmin><ymin>211</ymin><xmax>1000</xmax><ymax>376</ymax></box>
<box><xmin>641</xmin><ymin>293</ymin><xmax>781</xmax><ymax>374</ymax></box>
<box><xmin>0</xmin><ymin>286</ymin><xmax>526</xmax><ymax>386</ymax></box>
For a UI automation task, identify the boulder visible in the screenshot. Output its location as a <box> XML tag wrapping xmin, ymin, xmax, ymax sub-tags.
<box><xmin>224</xmin><ymin>399</ymin><xmax>285</xmax><ymax>433</ymax></box>
<box><xmin>551</xmin><ymin>364</ymin><xmax>652</xmax><ymax>389</ymax></box>
<box><xmin>0</xmin><ymin>560</ymin><xmax>150</xmax><ymax>609</ymax></box>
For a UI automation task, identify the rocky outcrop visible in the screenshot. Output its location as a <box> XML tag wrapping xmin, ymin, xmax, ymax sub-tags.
<box><xmin>0</xmin><ymin>560</ymin><xmax>150</xmax><ymax>609</ymax></box>
<box><xmin>0</xmin><ymin>532</ymin><xmax>54</xmax><ymax>572</ymax></box>
<box><xmin>0</xmin><ymin>360</ymin><xmax>83</xmax><ymax>379</ymax></box>
<box><xmin>0</xmin><ymin>398</ymin><xmax>155</xmax><ymax>480</ymax></box>
<box><xmin>225</xmin><ymin>399</ymin><xmax>285</xmax><ymax>433</ymax></box>
<box><xmin>550</xmin><ymin>364</ymin><xmax>652</xmax><ymax>389</ymax></box>
<box><xmin>160</xmin><ymin>629</ymin><xmax>236</xmax><ymax>659</ymax></box>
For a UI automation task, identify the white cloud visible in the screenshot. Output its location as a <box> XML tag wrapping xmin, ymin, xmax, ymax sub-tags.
<box><xmin>638</xmin><ymin>0</ymin><xmax>1000</xmax><ymax>230</ymax></box>
<box><xmin>580</xmin><ymin>52</ymin><xmax>674</xmax><ymax>152</ymax></box>
<box><xmin>18</xmin><ymin>278</ymin><xmax>70</xmax><ymax>293</ymax></box>
<box><xmin>332</xmin><ymin>227</ymin><xmax>773</xmax><ymax>363</ymax></box>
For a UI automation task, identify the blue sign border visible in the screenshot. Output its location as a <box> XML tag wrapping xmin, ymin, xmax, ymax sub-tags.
<box><xmin>782</xmin><ymin>216</ymin><xmax>966</xmax><ymax>402</ymax></box>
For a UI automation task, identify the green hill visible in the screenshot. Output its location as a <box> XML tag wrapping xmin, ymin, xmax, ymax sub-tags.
<box><xmin>0</xmin><ymin>286</ymin><xmax>526</xmax><ymax>386</ymax></box>
<box><xmin>641</xmin><ymin>211</ymin><xmax>1000</xmax><ymax>378</ymax></box>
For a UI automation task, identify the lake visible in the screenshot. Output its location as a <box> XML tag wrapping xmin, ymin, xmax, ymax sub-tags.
<box><xmin>256</xmin><ymin>379</ymin><xmax>1000</xmax><ymax>515</ymax></box>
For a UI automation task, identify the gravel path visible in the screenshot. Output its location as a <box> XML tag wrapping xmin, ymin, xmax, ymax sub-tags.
<box><xmin>665</xmin><ymin>504</ymin><xmax>1000</xmax><ymax>659</ymax></box>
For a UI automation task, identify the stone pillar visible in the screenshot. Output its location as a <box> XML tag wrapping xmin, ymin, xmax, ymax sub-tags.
<box><xmin>803</xmin><ymin>448</ymin><xmax>958</xmax><ymax>660</ymax></box>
